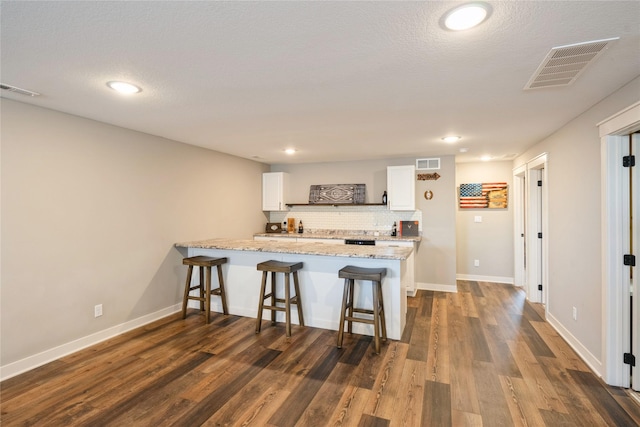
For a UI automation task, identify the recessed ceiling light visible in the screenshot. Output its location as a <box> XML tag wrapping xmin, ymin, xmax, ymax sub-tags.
<box><xmin>442</xmin><ymin>136</ymin><xmax>461</xmax><ymax>143</ymax></box>
<box><xmin>106</xmin><ymin>81</ymin><xmax>142</xmax><ymax>95</ymax></box>
<box><xmin>459</xmin><ymin>148</ymin><xmax>469</xmax><ymax>153</ymax></box>
<box><xmin>284</xmin><ymin>148</ymin><xmax>296</xmax><ymax>155</ymax></box>
<box><xmin>443</xmin><ymin>2</ymin><xmax>489</xmax><ymax>31</ymax></box>
<box><xmin>481</xmin><ymin>155</ymin><xmax>492</xmax><ymax>161</ymax></box>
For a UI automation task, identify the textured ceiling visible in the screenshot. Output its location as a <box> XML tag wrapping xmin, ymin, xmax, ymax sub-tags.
<box><xmin>1</xmin><ymin>1</ymin><xmax>639</xmax><ymax>164</ymax></box>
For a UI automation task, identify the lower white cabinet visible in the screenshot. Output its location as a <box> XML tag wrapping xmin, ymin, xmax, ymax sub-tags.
<box><xmin>377</xmin><ymin>240</ymin><xmax>416</xmax><ymax>296</ymax></box>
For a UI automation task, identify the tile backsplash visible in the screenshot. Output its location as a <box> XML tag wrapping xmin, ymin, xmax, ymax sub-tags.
<box><xmin>269</xmin><ymin>205</ymin><xmax>422</xmax><ymax>236</ymax></box>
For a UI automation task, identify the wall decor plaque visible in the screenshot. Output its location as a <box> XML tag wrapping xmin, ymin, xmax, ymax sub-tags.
<box><xmin>418</xmin><ymin>172</ymin><xmax>440</xmax><ymax>181</ymax></box>
<box><xmin>309</xmin><ymin>184</ymin><xmax>366</xmax><ymax>204</ymax></box>
<box><xmin>459</xmin><ymin>182</ymin><xmax>508</xmax><ymax>209</ymax></box>
<box><xmin>400</xmin><ymin>221</ymin><xmax>420</xmax><ymax>236</ymax></box>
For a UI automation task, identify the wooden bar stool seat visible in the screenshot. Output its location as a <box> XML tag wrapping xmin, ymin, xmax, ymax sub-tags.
<box><xmin>337</xmin><ymin>265</ymin><xmax>387</xmax><ymax>354</ymax></box>
<box><xmin>255</xmin><ymin>260</ymin><xmax>304</xmax><ymax>337</ymax></box>
<box><xmin>181</xmin><ymin>256</ymin><xmax>228</xmax><ymax>324</ymax></box>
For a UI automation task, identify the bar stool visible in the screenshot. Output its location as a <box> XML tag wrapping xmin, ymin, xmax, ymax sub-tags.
<box><xmin>255</xmin><ymin>260</ymin><xmax>304</xmax><ymax>337</ymax></box>
<box><xmin>337</xmin><ymin>265</ymin><xmax>387</xmax><ymax>354</ymax></box>
<box><xmin>181</xmin><ymin>256</ymin><xmax>228</xmax><ymax>324</ymax></box>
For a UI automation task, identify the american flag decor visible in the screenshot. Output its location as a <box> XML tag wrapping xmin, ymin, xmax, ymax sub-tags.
<box><xmin>459</xmin><ymin>182</ymin><xmax>508</xmax><ymax>209</ymax></box>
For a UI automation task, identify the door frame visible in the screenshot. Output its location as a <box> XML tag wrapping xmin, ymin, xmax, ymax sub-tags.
<box><xmin>599</xmin><ymin>101</ymin><xmax>640</xmax><ymax>387</ymax></box>
<box><xmin>513</xmin><ymin>164</ymin><xmax>527</xmax><ymax>288</ymax></box>
<box><xmin>526</xmin><ymin>153</ymin><xmax>549</xmax><ymax>305</ymax></box>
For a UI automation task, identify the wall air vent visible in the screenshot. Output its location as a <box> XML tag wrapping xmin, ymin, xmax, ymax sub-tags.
<box><xmin>416</xmin><ymin>158</ymin><xmax>440</xmax><ymax>170</ymax></box>
<box><xmin>0</xmin><ymin>83</ymin><xmax>40</xmax><ymax>97</ymax></box>
<box><xmin>524</xmin><ymin>37</ymin><xmax>619</xmax><ymax>90</ymax></box>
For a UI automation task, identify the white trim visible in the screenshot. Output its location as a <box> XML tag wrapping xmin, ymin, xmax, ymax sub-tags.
<box><xmin>601</xmin><ymin>134</ymin><xmax>630</xmax><ymax>387</ymax></box>
<box><xmin>416</xmin><ymin>281</ymin><xmax>457</xmax><ymax>293</ymax></box>
<box><xmin>527</xmin><ymin>152</ymin><xmax>548</xmax><ymax>170</ymax></box>
<box><xmin>632</xmin><ymin>133</ymin><xmax>640</xmax><ymax>392</ymax></box>
<box><xmin>526</xmin><ymin>154</ymin><xmax>549</xmax><ymax>306</ymax></box>
<box><xmin>598</xmin><ymin>102</ymin><xmax>640</xmax><ymax>387</ymax></box>
<box><xmin>0</xmin><ymin>304</ymin><xmax>182</xmax><ymax>381</ymax></box>
<box><xmin>599</xmin><ymin>101</ymin><xmax>640</xmax><ymax>387</ymax></box>
<box><xmin>597</xmin><ymin>101</ymin><xmax>640</xmax><ymax>136</ymax></box>
<box><xmin>456</xmin><ymin>274</ymin><xmax>515</xmax><ymax>285</ymax></box>
<box><xmin>513</xmin><ymin>166</ymin><xmax>527</xmax><ymax>288</ymax></box>
<box><xmin>546</xmin><ymin>311</ymin><xmax>603</xmax><ymax>377</ymax></box>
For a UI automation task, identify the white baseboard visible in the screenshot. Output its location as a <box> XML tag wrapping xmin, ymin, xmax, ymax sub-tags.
<box><xmin>546</xmin><ymin>311</ymin><xmax>603</xmax><ymax>377</ymax></box>
<box><xmin>416</xmin><ymin>282</ymin><xmax>457</xmax><ymax>293</ymax></box>
<box><xmin>0</xmin><ymin>304</ymin><xmax>182</xmax><ymax>381</ymax></box>
<box><xmin>456</xmin><ymin>274</ymin><xmax>514</xmax><ymax>284</ymax></box>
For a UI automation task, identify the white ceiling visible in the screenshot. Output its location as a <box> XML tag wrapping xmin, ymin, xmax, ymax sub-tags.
<box><xmin>1</xmin><ymin>1</ymin><xmax>639</xmax><ymax>164</ymax></box>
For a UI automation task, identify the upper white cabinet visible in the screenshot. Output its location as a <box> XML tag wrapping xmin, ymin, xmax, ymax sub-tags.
<box><xmin>387</xmin><ymin>165</ymin><xmax>415</xmax><ymax>211</ymax></box>
<box><xmin>262</xmin><ymin>172</ymin><xmax>288</xmax><ymax>211</ymax></box>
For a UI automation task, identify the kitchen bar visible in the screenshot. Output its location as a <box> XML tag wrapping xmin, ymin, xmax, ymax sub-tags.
<box><xmin>175</xmin><ymin>238</ymin><xmax>413</xmax><ymax>340</ymax></box>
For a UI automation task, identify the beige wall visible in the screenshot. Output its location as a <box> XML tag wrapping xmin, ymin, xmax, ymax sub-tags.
<box><xmin>513</xmin><ymin>76</ymin><xmax>640</xmax><ymax>362</ymax></box>
<box><xmin>272</xmin><ymin>155</ymin><xmax>457</xmax><ymax>288</ymax></box>
<box><xmin>415</xmin><ymin>155</ymin><xmax>456</xmax><ymax>288</ymax></box>
<box><xmin>455</xmin><ymin>161</ymin><xmax>514</xmax><ymax>280</ymax></box>
<box><xmin>1</xmin><ymin>99</ymin><xmax>269</xmax><ymax>365</ymax></box>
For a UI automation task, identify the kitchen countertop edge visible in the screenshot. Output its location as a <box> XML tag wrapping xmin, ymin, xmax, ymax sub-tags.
<box><xmin>253</xmin><ymin>233</ymin><xmax>421</xmax><ymax>242</ymax></box>
<box><xmin>176</xmin><ymin>238</ymin><xmax>413</xmax><ymax>260</ymax></box>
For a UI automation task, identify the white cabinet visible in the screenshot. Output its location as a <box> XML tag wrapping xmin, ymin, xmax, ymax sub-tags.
<box><xmin>377</xmin><ymin>240</ymin><xmax>416</xmax><ymax>297</ymax></box>
<box><xmin>262</xmin><ymin>172</ymin><xmax>288</xmax><ymax>211</ymax></box>
<box><xmin>387</xmin><ymin>165</ymin><xmax>415</xmax><ymax>211</ymax></box>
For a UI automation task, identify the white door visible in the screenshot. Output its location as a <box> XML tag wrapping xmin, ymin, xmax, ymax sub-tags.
<box><xmin>535</xmin><ymin>169</ymin><xmax>545</xmax><ymax>304</ymax></box>
<box><xmin>526</xmin><ymin>155</ymin><xmax>548</xmax><ymax>305</ymax></box>
<box><xmin>513</xmin><ymin>166</ymin><xmax>527</xmax><ymax>288</ymax></box>
<box><xmin>631</xmin><ymin>133</ymin><xmax>639</xmax><ymax>392</ymax></box>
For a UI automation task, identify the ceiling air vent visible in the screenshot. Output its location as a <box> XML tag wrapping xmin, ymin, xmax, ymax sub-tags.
<box><xmin>416</xmin><ymin>158</ymin><xmax>440</xmax><ymax>170</ymax></box>
<box><xmin>524</xmin><ymin>37</ymin><xmax>619</xmax><ymax>90</ymax></box>
<box><xmin>0</xmin><ymin>83</ymin><xmax>40</xmax><ymax>97</ymax></box>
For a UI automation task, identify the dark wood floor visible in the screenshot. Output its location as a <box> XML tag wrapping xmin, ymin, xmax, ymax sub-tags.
<box><xmin>2</xmin><ymin>281</ymin><xmax>640</xmax><ymax>426</ymax></box>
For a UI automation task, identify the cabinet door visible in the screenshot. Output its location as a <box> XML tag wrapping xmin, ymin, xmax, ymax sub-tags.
<box><xmin>262</xmin><ymin>172</ymin><xmax>287</xmax><ymax>211</ymax></box>
<box><xmin>387</xmin><ymin>165</ymin><xmax>415</xmax><ymax>211</ymax></box>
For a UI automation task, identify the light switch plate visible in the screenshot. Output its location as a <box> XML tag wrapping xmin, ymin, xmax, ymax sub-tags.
<box><xmin>474</xmin><ymin>216</ymin><xmax>482</xmax><ymax>223</ymax></box>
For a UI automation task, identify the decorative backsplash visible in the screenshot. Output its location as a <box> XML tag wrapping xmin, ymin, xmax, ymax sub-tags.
<box><xmin>269</xmin><ymin>205</ymin><xmax>422</xmax><ymax>236</ymax></box>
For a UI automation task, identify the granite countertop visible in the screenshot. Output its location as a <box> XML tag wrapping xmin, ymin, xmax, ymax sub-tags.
<box><xmin>176</xmin><ymin>238</ymin><xmax>413</xmax><ymax>260</ymax></box>
<box><xmin>253</xmin><ymin>231</ymin><xmax>421</xmax><ymax>243</ymax></box>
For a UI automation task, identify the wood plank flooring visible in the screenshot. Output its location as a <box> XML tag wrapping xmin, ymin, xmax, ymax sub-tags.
<box><xmin>2</xmin><ymin>281</ymin><xmax>640</xmax><ymax>426</ymax></box>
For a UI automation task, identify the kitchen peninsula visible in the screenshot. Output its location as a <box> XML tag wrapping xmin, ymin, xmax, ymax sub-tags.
<box><xmin>175</xmin><ymin>238</ymin><xmax>413</xmax><ymax>339</ymax></box>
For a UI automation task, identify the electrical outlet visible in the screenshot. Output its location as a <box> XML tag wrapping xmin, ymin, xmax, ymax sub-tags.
<box><xmin>572</xmin><ymin>306</ymin><xmax>577</xmax><ymax>320</ymax></box>
<box><xmin>474</xmin><ymin>259</ymin><xmax>480</xmax><ymax>267</ymax></box>
<box><xmin>94</xmin><ymin>304</ymin><xmax>103</xmax><ymax>318</ymax></box>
